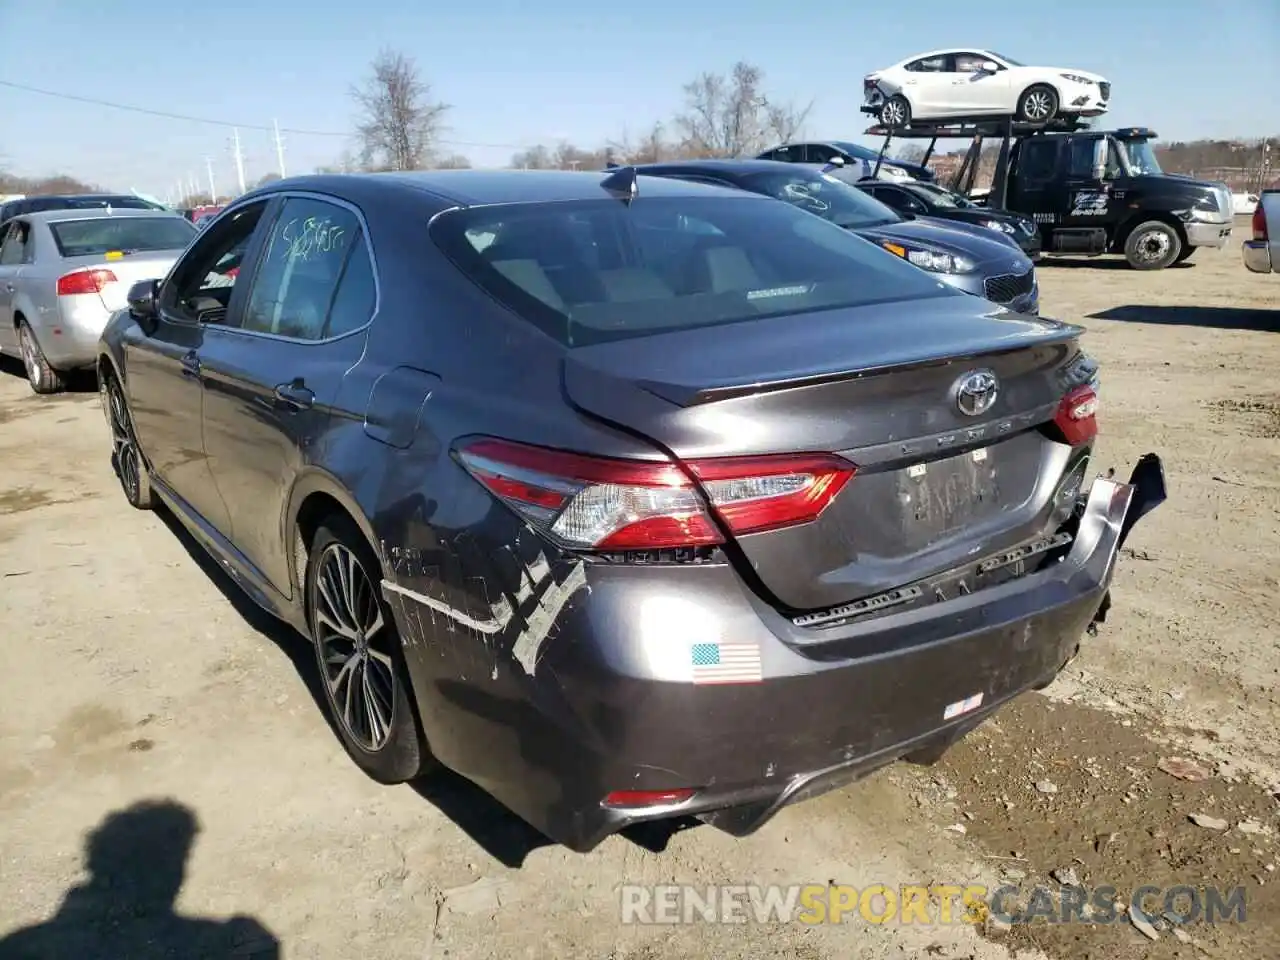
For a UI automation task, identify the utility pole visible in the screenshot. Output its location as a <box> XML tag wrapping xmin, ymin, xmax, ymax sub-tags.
<box><xmin>273</xmin><ymin>119</ymin><xmax>287</xmax><ymax>178</ymax></box>
<box><xmin>230</xmin><ymin>128</ymin><xmax>247</xmax><ymax>195</ymax></box>
<box><xmin>205</xmin><ymin>157</ymin><xmax>217</xmax><ymax>204</ymax></box>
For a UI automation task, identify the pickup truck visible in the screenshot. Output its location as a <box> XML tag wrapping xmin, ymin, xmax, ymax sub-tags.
<box><xmin>1242</xmin><ymin>189</ymin><xmax>1279</xmax><ymax>274</ymax></box>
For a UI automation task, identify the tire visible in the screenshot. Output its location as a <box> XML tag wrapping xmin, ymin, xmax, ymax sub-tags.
<box><xmin>104</xmin><ymin>373</ymin><xmax>154</xmax><ymax>510</ymax></box>
<box><xmin>1174</xmin><ymin>245</ymin><xmax>1196</xmax><ymax>265</ymax></box>
<box><xmin>879</xmin><ymin>95</ymin><xmax>912</xmax><ymax>130</ymax></box>
<box><xmin>1016</xmin><ymin>84</ymin><xmax>1060</xmax><ymax>124</ymax></box>
<box><xmin>306</xmin><ymin>515</ymin><xmax>432</xmax><ymax>784</ymax></box>
<box><xmin>1123</xmin><ymin>220</ymin><xmax>1182</xmax><ymax>270</ymax></box>
<box><xmin>17</xmin><ymin>319</ymin><xmax>65</xmax><ymax>395</ymax></box>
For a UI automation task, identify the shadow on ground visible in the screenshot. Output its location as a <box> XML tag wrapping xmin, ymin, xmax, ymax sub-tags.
<box><xmin>0</xmin><ymin>355</ymin><xmax>99</xmax><ymax>391</ymax></box>
<box><xmin>0</xmin><ymin>799</ymin><xmax>280</xmax><ymax>959</ymax></box>
<box><xmin>1037</xmin><ymin>256</ymin><xmax>1196</xmax><ymax>271</ymax></box>
<box><xmin>153</xmin><ymin>506</ymin><xmax>702</xmax><ymax>869</ymax></box>
<box><xmin>1088</xmin><ymin>304</ymin><xmax>1277</xmax><ymax>332</ymax></box>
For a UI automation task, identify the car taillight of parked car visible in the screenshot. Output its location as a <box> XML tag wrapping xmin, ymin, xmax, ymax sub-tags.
<box><xmin>1053</xmin><ymin>385</ymin><xmax>1098</xmax><ymax>446</ymax></box>
<box><xmin>56</xmin><ymin>268</ymin><xmax>117</xmax><ymax>297</ymax></box>
<box><xmin>1252</xmin><ymin>203</ymin><xmax>1268</xmax><ymax>242</ymax></box>
<box><xmin>456</xmin><ymin>438</ymin><xmax>857</xmax><ymax>550</ymax></box>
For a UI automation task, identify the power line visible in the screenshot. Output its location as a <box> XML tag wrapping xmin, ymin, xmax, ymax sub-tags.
<box><xmin>0</xmin><ymin>78</ymin><xmax>535</xmax><ymax>149</ymax></box>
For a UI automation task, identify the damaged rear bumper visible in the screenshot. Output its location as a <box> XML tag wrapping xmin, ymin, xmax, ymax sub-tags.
<box><xmin>386</xmin><ymin>455</ymin><xmax>1165</xmax><ymax>853</ymax></box>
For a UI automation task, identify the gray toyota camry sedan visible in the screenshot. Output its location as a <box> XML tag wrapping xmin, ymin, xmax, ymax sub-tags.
<box><xmin>97</xmin><ymin>168</ymin><xmax>1164</xmax><ymax>852</ymax></box>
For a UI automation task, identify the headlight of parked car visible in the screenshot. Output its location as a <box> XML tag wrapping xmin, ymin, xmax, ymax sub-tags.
<box><xmin>1060</xmin><ymin>73</ymin><xmax>1094</xmax><ymax>84</ymax></box>
<box><xmin>880</xmin><ymin>241</ymin><xmax>976</xmax><ymax>274</ymax></box>
<box><xmin>983</xmin><ymin>219</ymin><xmax>1017</xmax><ymax>234</ymax></box>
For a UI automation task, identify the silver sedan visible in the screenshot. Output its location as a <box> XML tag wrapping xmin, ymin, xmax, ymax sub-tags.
<box><xmin>0</xmin><ymin>208</ymin><xmax>196</xmax><ymax>393</ymax></box>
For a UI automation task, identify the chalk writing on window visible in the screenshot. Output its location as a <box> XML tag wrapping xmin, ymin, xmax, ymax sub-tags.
<box><xmin>276</xmin><ymin>216</ymin><xmax>347</xmax><ymax>262</ymax></box>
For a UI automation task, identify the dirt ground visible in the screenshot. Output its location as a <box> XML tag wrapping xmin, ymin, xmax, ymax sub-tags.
<box><xmin>1</xmin><ymin>223</ymin><xmax>1277</xmax><ymax>960</ymax></box>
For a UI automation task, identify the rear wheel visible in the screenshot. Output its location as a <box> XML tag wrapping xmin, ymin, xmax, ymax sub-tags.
<box><xmin>306</xmin><ymin>516</ymin><xmax>432</xmax><ymax>784</ymax></box>
<box><xmin>1016</xmin><ymin>84</ymin><xmax>1059</xmax><ymax>124</ymax></box>
<box><xmin>1124</xmin><ymin>221</ymin><xmax>1182</xmax><ymax>270</ymax></box>
<box><xmin>18</xmin><ymin>320</ymin><xmax>65</xmax><ymax>395</ymax></box>
<box><xmin>104</xmin><ymin>374</ymin><xmax>153</xmax><ymax>510</ymax></box>
<box><xmin>879</xmin><ymin>95</ymin><xmax>911</xmax><ymax>130</ymax></box>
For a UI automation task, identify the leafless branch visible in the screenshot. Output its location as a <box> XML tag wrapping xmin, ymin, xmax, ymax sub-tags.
<box><xmin>350</xmin><ymin>48</ymin><xmax>451</xmax><ymax>172</ymax></box>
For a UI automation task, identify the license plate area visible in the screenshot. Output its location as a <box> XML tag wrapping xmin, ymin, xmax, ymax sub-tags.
<box><xmin>898</xmin><ymin>446</ymin><xmax>1001</xmax><ymax>541</ymax></box>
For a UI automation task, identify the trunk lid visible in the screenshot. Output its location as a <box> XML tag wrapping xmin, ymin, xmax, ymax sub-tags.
<box><xmin>62</xmin><ymin>251</ymin><xmax>182</xmax><ymax>312</ymax></box>
<box><xmin>563</xmin><ymin>296</ymin><xmax>1087</xmax><ymax>611</ymax></box>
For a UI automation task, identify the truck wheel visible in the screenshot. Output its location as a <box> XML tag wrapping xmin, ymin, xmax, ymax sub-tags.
<box><xmin>1016</xmin><ymin>84</ymin><xmax>1059</xmax><ymax>124</ymax></box>
<box><xmin>879</xmin><ymin>95</ymin><xmax>911</xmax><ymax>130</ymax></box>
<box><xmin>1124</xmin><ymin>221</ymin><xmax>1182</xmax><ymax>270</ymax></box>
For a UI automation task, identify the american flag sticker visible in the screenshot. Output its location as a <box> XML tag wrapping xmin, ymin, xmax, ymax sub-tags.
<box><xmin>690</xmin><ymin>642</ymin><xmax>763</xmax><ymax>685</ymax></box>
<box><xmin>943</xmin><ymin>692</ymin><xmax>985</xmax><ymax>720</ymax></box>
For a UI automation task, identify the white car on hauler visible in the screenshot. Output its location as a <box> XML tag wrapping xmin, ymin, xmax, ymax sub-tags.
<box><xmin>863</xmin><ymin>50</ymin><xmax>1110</xmax><ymax>130</ymax></box>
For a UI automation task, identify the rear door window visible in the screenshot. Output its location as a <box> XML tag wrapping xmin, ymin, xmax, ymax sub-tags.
<box><xmin>905</xmin><ymin>56</ymin><xmax>946</xmax><ymax>72</ymax></box>
<box><xmin>1017</xmin><ymin>140</ymin><xmax>1060</xmax><ymax>182</ymax></box>
<box><xmin>241</xmin><ymin>197</ymin><xmax>363</xmax><ymax>340</ymax></box>
<box><xmin>430</xmin><ymin>195</ymin><xmax>953</xmax><ymax>347</ymax></box>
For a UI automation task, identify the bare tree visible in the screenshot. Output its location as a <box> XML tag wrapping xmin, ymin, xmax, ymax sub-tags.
<box><xmin>509</xmin><ymin>144</ymin><xmax>555</xmax><ymax>170</ymax></box>
<box><xmin>894</xmin><ymin>143</ymin><xmax>928</xmax><ymax>165</ymax></box>
<box><xmin>607</xmin><ymin>122</ymin><xmax>671</xmax><ymax>164</ymax></box>
<box><xmin>433</xmin><ymin>153</ymin><xmax>473</xmax><ymax>169</ymax></box>
<box><xmin>675</xmin><ymin>62</ymin><xmax>811</xmax><ymax>157</ymax></box>
<box><xmin>350</xmin><ymin>48</ymin><xmax>451</xmax><ymax>172</ymax></box>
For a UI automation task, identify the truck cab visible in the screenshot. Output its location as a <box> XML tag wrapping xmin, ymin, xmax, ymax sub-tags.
<box><xmin>865</xmin><ymin>119</ymin><xmax>1235</xmax><ymax>270</ymax></box>
<box><xmin>1000</xmin><ymin>127</ymin><xmax>1233</xmax><ymax>269</ymax></box>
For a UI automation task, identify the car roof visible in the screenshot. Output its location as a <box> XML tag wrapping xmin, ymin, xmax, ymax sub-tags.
<box><xmin>253</xmin><ymin>169</ymin><xmax>756</xmax><ymax>209</ymax></box>
<box><xmin>631</xmin><ymin>158</ymin><xmax>806</xmax><ymax>177</ymax></box>
<box><xmin>18</xmin><ymin>208</ymin><xmax>186</xmax><ymax>224</ymax></box>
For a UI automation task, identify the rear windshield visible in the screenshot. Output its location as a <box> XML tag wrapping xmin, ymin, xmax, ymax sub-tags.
<box><xmin>739</xmin><ymin>171</ymin><xmax>902</xmax><ymax>230</ymax></box>
<box><xmin>431</xmin><ymin>195</ymin><xmax>953</xmax><ymax>347</ymax></box>
<box><xmin>49</xmin><ymin>216</ymin><xmax>196</xmax><ymax>258</ymax></box>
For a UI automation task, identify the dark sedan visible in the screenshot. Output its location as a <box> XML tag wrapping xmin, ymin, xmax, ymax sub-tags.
<box><xmin>631</xmin><ymin>159</ymin><xmax>1040</xmax><ymax>313</ymax></box>
<box><xmin>859</xmin><ymin>179</ymin><xmax>1042</xmax><ymax>259</ymax></box>
<box><xmin>97</xmin><ymin>169</ymin><xmax>1163</xmax><ymax>852</ymax></box>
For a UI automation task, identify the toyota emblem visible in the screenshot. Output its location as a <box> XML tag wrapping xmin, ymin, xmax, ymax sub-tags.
<box><xmin>953</xmin><ymin>369</ymin><xmax>1000</xmax><ymax>417</ymax></box>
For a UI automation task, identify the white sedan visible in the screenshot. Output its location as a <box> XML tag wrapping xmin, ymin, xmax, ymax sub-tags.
<box><xmin>863</xmin><ymin>50</ymin><xmax>1109</xmax><ymax>129</ymax></box>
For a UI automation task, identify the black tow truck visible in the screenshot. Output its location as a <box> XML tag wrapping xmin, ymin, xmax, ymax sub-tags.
<box><xmin>866</xmin><ymin>115</ymin><xmax>1235</xmax><ymax>270</ymax></box>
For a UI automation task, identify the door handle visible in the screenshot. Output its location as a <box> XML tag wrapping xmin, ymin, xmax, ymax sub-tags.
<box><xmin>272</xmin><ymin>378</ymin><xmax>315</xmax><ymax>411</ymax></box>
<box><xmin>181</xmin><ymin>351</ymin><xmax>200</xmax><ymax>378</ymax></box>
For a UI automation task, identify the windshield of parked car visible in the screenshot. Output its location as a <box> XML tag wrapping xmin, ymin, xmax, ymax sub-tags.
<box><xmin>1117</xmin><ymin>139</ymin><xmax>1163</xmax><ymax>176</ymax></box>
<box><xmin>829</xmin><ymin>141</ymin><xmax>877</xmax><ymax>161</ymax></box>
<box><xmin>985</xmin><ymin>52</ymin><xmax>1023</xmax><ymax>66</ymax></box>
<box><xmin>432</xmin><ymin>196</ymin><xmax>954</xmax><ymax>347</ymax></box>
<box><xmin>739</xmin><ymin>170</ymin><xmax>902</xmax><ymax>229</ymax></box>
<box><xmin>48</xmin><ymin>216</ymin><xmax>197</xmax><ymax>257</ymax></box>
<box><xmin>913</xmin><ymin>183</ymin><xmax>978</xmax><ymax>208</ymax></box>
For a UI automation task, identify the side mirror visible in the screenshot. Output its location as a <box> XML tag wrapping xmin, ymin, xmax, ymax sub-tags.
<box><xmin>127</xmin><ymin>279</ymin><xmax>160</xmax><ymax>331</ymax></box>
<box><xmin>825</xmin><ymin>155</ymin><xmax>845</xmax><ymax>166</ymax></box>
<box><xmin>980</xmin><ymin>60</ymin><xmax>1000</xmax><ymax>73</ymax></box>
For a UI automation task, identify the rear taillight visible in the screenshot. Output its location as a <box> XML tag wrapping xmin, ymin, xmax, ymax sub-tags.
<box><xmin>1252</xmin><ymin>203</ymin><xmax>1268</xmax><ymax>241</ymax></box>
<box><xmin>1053</xmin><ymin>385</ymin><xmax>1098</xmax><ymax>445</ymax></box>
<box><xmin>455</xmin><ymin>438</ymin><xmax>856</xmax><ymax>551</ymax></box>
<box><xmin>56</xmin><ymin>268</ymin><xmax>117</xmax><ymax>297</ymax></box>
